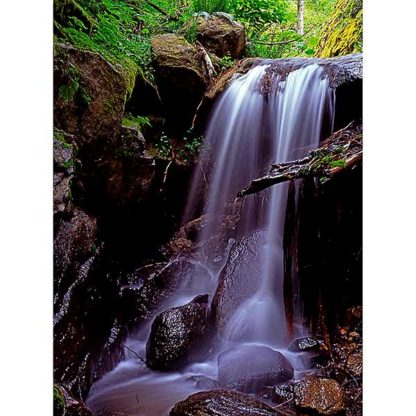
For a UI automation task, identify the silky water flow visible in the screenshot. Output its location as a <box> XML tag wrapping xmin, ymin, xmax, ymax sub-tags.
<box><xmin>87</xmin><ymin>62</ymin><xmax>335</xmax><ymax>415</ymax></box>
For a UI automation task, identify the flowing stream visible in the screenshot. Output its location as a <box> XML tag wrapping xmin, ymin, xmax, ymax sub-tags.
<box><xmin>87</xmin><ymin>62</ymin><xmax>334</xmax><ymax>415</ymax></box>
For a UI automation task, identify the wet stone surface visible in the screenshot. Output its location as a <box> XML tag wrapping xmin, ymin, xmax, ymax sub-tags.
<box><xmin>217</xmin><ymin>344</ymin><xmax>294</xmax><ymax>393</ymax></box>
<box><xmin>170</xmin><ymin>389</ymin><xmax>281</xmax><ymax>416</ymax></box>
<box><xmin>294</xmin><ymin>378</ymin><xmax>345</xmax><ymax>416</ymax></box>
<box><xmin>146</xmin><ymin>294</ymin><xmax>212</xmax><ymax>370</ymax></box>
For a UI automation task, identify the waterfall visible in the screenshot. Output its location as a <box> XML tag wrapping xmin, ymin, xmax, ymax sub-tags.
<box><xmin>186</xmin><ymin>63</ymin><xmax>334</xmax><ymax>346</ymax></box>
<box><xmin>87</xmin><ymin>62</ymin><xmax>334</xmax><ymax>416</ymax></box>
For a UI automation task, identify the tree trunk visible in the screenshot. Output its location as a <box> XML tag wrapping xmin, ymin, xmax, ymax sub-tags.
<box><xmin>297</xmin><ymin>0</ymin><xmax>305</xmax><ymax>35</ymax></box>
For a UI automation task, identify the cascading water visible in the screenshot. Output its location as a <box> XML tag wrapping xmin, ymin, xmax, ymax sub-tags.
<box><xmin>87</xmin><ymin>62</ymin><xmax>334</xmax><ymax>415</ymax></box>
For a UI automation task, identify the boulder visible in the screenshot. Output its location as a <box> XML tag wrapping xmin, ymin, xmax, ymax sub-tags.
<box><xmin>217</xmin><ymin>345</ymin><xmax>294</xmax><ymax>393</ymax></box>
<box><xmin>288</xmin><ymin>337</ymin><xmax>330</xmax><ymax>369</ymax></box>
<box><xmin>170</xmin><ymin>389</ymin><xmax>281</xmax><ymax>416</ymax></box>
<box><xmin>151</xmin><ymin>34</ymin><xmax>207</xmax><ymax>134</ymax></box>
<box><xmin>146</xmin><ymin>294</ymin><xmax>211</xmax><ymax>370</ymax></box>
<box><xmin>212</xmin><ymin>231</ymin><xmax>265</xmax><ymax>336</ymax></box>
<box><xmin>54</xmin><ymin>43</ymin><xmax>129</xmax><ymax>143</ymax></box>
<box><xmin>294</xmin><ymin>378</ymin><xmax>344</xmax><ymax>416</ymax></box>
<box><xmin>196</xmin><ymin>13</ymin><xmax>246</xmax><ymax>59</ymax></box>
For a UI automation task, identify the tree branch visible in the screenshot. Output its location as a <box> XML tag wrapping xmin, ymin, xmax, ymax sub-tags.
<box><xmin>237</xmin><ymin>123</ymin><xmax>362</xmax><ymax>197</ymax></box>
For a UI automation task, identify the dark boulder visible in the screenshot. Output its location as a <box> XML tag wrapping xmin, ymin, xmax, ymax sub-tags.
<box><xmin>170</xmin><ymin>389</ymin><xmax>281</xmax><ymax>416</ymax></box>
<box><xmin>212</xmin><ymin>231</ymin><xmax>265</xmax><ymax>336</ymax></box>
<box><xmin>294</xmin><ymin>378</ymin><xmax>344</xmax><ymax>416</ymax></box>
<box><xmin>151</xmin><ymin>34</ymin><xmax>207</xmax><ymax>135</ymax></box>
<box><xmin>196</xmin><ymin>13</ymin><xmax>246</xmax><ymax>59</ymax></box>
<box><xmin>217</xmin><ymin>345</ymin><xmax>294</xmax><ymax>393</ymax></box>
<box><xmin>146</xmin><ymin>294</ymin><xmax>211</xmax><ymax>370</ymax></box>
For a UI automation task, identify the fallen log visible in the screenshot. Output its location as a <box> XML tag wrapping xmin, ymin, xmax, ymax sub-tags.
<box><xmin>237</xmin><ymin>123</ymin><xmax>362</xmax><ymax>197</ymax></box>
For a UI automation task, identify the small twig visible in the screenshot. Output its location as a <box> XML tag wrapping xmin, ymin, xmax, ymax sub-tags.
<box><xmin>109</xmin><ymin>335</ymin><xmax>146</xmax><ymax>365</ymax></box>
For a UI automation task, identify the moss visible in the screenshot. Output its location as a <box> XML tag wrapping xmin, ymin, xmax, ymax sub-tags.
<box><xmin>316</xmin><ymin>0</ymin><xmax>362</xmax><ymax>58</ymax></box>
<box><xmin>53</xmin><ymin>384</ymin><xmax>65</xmax><ymax>415</ymax></box>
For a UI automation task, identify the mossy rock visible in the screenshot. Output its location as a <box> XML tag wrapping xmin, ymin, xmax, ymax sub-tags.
<box><xmin>54</xmin><ymin>43</ymin><xmax>131</xmax><ymax>143</ymax></box>
<box><xmin>151</xmin><ymin>34</ymin><xmax>203</xmax><ymax>77</ymax></box>
<box><xmin>151</xmin><ymin>34</ymin><xmax>207</xmax><ymax>135</ymax></box>
<box><xmin>316</xmin><ymin>0</ymin><xmax>362</xmax><ymax>58</ymax></box>
<box><xmin>196</xmin><ymin>13</ymin><xmax>246</xmax><ymax>59</ymax></box>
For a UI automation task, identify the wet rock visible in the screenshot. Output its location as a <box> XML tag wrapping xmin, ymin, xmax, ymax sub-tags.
<box><xmin>187</xmin><ymin>375</ymin><xmax>219</xmax><ymax>390</ymax></box>
<box><xmin>289</xmin><ymin>337</ymin><xmax>330</xmax><ymax>369</ymax></box>
<box><xmin>289</xmin><ymin>337</ymin><xmax>322</xmax><ymax>353</ymax></box>
<box><xmin>129</xmin><ymin>259</ymin><xmax>212</xmax><ymax>322</ymax></box>
<box><xmin>345</xmin><ymin>349</ymin><xmax>362</xmax><ymax>378</ymax></box>
<box><xmin>294</xmin><ymin>378</ymin><xmax>344</xmax><ymax>416</ymax></box>
<box><xmin>146</xmin><ymin>294</ymin><xmax>211</xmax><ymax>370</ymax></box>
<box><xmin>212</xmin><ymin>231</ymin><xmax>265</xmax><ymax>336</ymax></box>
<box><xmin>170</xmin><ymin>389</ymin><xmax>281</xmax><ymax>416</ymax></box>
<box><xmin>217</xmin><ymin>345</ymin><xmax>294</xmax><ymax>393</ymax></box>
<box><xmin>54</xmin><ymin>208</ymin><xmax>97</xmax><ymax>292</ymax></box>
<box><xmin>196</xmin><ymin>13</ymin><xmax>246</xmax><ymax>59</ymax></box>
<box><xmin>151</xmin><ymin>34</ymin><xmax>207</xmax><ymax>134</ymax></box>
<box><xmin>269</xmin><ymin>382</ymin><xmax>295</xmax><ymax>404</ymax></box>
<box><xmin>54</xmin><ymin>43</ymin><xmax>129</xmax><ymax>143</ymax></box>
<box><xmin>54</xmin><ymin>384</ymin><xmax>92</xmax><ymax>416</ymax></box>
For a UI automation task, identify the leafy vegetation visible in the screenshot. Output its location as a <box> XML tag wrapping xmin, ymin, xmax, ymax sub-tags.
<box><xmin>54</xmin><ymin>0</ymin><xmax>340</xmax><ymax>79</ymax></box>
<box><xmin>192</xmin><ymin>0</ymin><xmax>230</xmax><ymax>14</ymax></box>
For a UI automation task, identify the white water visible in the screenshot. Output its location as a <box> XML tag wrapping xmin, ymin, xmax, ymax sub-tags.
<box><xmin>87</xmin><ymin>63</ymin><xmax>334</xmax><ymax>415</ymax></box>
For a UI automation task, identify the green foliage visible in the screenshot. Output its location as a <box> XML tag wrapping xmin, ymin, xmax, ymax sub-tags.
<box><xmin>122</xmin><ymin>114</ymin><xmax>152</xmax><ymax>129</ymax></box>
<box><xmin>244</xmin><ymin>0</ymin><xmax>337</xmax><ymax>59</ymax></box>
<box><xmin>219</xmin><ymin>53</ymin><xmax>234</xmax><ymax>69</ymax></box>
<box><xmin>152</xmin><ymin>133</ymin><xmax>172</xmax><ymax>159</ymax></box>
<box><xmin>232</xmin><ymin>0</ymin><xmax>289</xmax><ymax>31</ymax></box>
<box><xmin>53</xmin><ymin>385</ymin><xmax>65</xmax><ymax>415</ymax></box>
<box><xmin>55</xmin><ymin>0</ymin><xmax>189</xmax><ymax>82</ymax></box>
<box><xmin>192</xmin><ymin>0</ymin><xmax>231</xmax><ymax>14</ymax></box>
<box><xmin>177</xmin><ymin>134</ymin><xmax>203</xmax><ymax>162</ymax></box>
